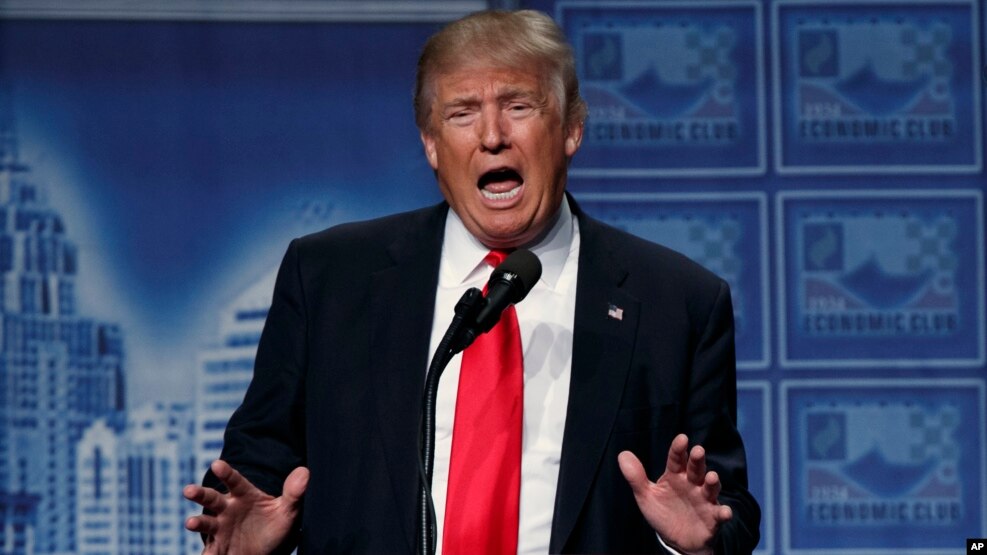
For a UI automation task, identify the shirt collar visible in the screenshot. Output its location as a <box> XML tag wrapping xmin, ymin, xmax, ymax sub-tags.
<box><xmin>440</xmin><ymin>199</ymin><xmax>575</xmax><ymax>289</ymax></box>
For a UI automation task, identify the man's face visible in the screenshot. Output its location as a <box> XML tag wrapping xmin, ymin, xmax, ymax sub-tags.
<box><xmin>420</xmin><ymin>65</ymin><xmax>583</xmax><ymax>249</ymax></box>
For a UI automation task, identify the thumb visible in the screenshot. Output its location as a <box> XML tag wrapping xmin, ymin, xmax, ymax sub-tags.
<box><xmin>281</xmin><ymin>466</ymin><xmax>310</xmax><ymax>506</ymax></box>
<box><xmin>618</xmin><ymin>451</ymin><xmax>651</xmax><ymax>495</ymax></box>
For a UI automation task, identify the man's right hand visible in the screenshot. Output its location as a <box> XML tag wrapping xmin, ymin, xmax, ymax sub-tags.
<box><xmin>183</xmin><ymin>460</ymin><xmax>309</xmax><ymax>555</ymax></box>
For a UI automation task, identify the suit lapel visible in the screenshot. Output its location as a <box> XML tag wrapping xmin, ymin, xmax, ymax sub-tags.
<box><xmin>549</xmin><ymin>212</ymin><xmax>641</xmax><ymax>553</ymax></box>
<box><xmin>368</xmin><ymin>204</ymin><xmax>447</xmax><ymax>551</ymax></box>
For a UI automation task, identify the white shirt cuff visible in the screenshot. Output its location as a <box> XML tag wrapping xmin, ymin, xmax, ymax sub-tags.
<box><xmin>656</xmin><ymin>532</ymin><xmax>684</xmax><ymax>555</ymax></box>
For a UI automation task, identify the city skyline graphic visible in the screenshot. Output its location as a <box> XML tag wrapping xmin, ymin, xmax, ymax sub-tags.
<box><xmin>0</xmin><ymin>14</ymin><xmax>443</xmax><ymax>552</ymax></box>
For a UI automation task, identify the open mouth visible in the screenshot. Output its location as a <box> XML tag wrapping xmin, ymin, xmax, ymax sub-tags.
<box><xmin>477</xmin><ymin>168</ymin><xmax>524</xmax><ymax>201</ymax></box>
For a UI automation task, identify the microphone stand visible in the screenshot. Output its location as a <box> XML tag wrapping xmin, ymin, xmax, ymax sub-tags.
<box><xmin>417</xmin><ymin>287</ymin><xmax>484</xmax><ymax>555</ymax></box>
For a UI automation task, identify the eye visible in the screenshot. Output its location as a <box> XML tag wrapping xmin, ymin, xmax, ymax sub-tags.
<box><xmin>446</xmin><ymin>109</ymin><xmax>477</xmax><ymax>125</ymax></box>
<box><xmin>506</xmin><ymin>103</ymin><xmax>534</xmax><ymax>117</ymax></box>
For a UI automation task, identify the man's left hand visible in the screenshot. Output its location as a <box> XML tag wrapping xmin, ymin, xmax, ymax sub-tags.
<box><xmin>618</xmin><ymin>433</ymin><xmax>733</xmax><ymax>555</ymax></box>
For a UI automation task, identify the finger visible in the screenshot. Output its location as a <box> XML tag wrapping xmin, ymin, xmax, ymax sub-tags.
<box><xmin>204</xmin><ymin>531</ymin><xmax>228</xmax><ymax>555</ymax></box>
<box><xmin>686</xmin><ymin>445</ymin><xmax>707</xmax><ymax>485</ymax></box>
<box><xmin>716</xmin><ymin>503</ymin><xmax>733</xmax><ymax>523</ymax></box>
<box><xmin>703</xmin><ymin>470</ymin><xmax>722</xmax><ymax>503</ymax></box>
<box><xmin>183</xmin><ymin>484</ymin><xmax>228</xmax><ymax>514</ymax></box>
<box><xmin>282</xmin><ymin>466</ymin><xmax>310</xmax><ymax>506</ymax></box>
<box><xmin>183</xmin><ymin>483</ymin><xmax>204</xmax><ymax>503</ymax></box>
<box><xmin>191</xmin><ymin>518</ymin><xmax>230</xmax><ymax>555</ymax></box>
<box><xmin>211</xmin><ymin>459</ymin><xmax>255</xmax><ymax>498</ymax></box>
<box><xmin>617</xmin><ymin>451</ymin><xmax>651</xmax><ymax>495</ymax></box>
<box><xmin>665</xmin><ymin>434</ymin><xmax>690</xmax><ymax>474</ymax></box>
<box><xmin>185</xmin><ymin>514</ymin><xmax>219</xmax><ymax>536</ymax></box>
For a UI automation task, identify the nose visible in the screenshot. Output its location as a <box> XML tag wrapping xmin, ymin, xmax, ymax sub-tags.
<box><xmin>478</xmin><ymin>105</ymin><xmax>509</xmax><ymax>152</ymax></box>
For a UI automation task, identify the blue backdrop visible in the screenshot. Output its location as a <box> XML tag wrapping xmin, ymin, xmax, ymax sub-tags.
<box><xmin>0</xmin><ymin>1</ymin><xmax>983</xmax><ymax>553</ymax></box>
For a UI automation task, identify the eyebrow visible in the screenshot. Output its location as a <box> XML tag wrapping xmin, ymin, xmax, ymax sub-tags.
<box><xmin>441</xmin><ymin>87</ymin><xmax>544</xmax><ymax>111</ymax></box>
<box><xmin>498</xmin><ymin>87</ymin><xmax>541</xmax><ymax>103</ymax></box>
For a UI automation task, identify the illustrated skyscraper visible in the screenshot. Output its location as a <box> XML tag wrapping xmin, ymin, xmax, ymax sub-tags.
<box><xmin>195</xmin><ymin>269</ymin><xmax>275</xmax><ymax>475</ymax></box>
<box><xmin>76</xmin><ymin>403</ymin><xmax>197</xmax><ymax>555</ymax></box>
<box><xmin>0</xmin><ymin>86</ymin><xmax>125</xmax><ymax>553</ymax></box>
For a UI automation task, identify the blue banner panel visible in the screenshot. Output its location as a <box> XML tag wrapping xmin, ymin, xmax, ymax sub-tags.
<box><xmin>578</xmin><ymin>192</ymin><xmax>769</xmax><ymax>368</ymax></box>
<box><xmin>781</xmin><ymin>380</ymin><xmax>987</xmax><ymax>553</ymax></box>
<box><xmin>738</xmin><ymin>382</ymin><xmax>773</xmax><ymax>554</ymax></box>
<box><xmin>558</xmin><ymin>1</ymin><xmax>765</xmax><ymax>177</ymax></box>
<box><xmin>777</xmin><ymin>190</ymin><xmax>985</xmax><ymax>368</ymax></box>
<box><xmin>772</xmin><ymin>0</ymin><xmax>982</xmax><ymax>174</ymax></box>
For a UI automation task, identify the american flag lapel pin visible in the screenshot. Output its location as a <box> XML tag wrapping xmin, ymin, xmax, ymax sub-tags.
<box><xmin>607</xmin><ymin>303</ymin><xmax>624</xmax><ymax>321</ymax></box>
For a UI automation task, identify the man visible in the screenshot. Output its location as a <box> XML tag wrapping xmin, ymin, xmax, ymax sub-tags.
<box><xmin>184</xmin><ymin>10</ymin><xmax>760</xmax><ymax>554</ymax></box>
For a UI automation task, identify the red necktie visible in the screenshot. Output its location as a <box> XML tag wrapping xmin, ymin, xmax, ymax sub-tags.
<box><xmin>443</xmin><ymin>250</ymin><xmax>523</xmax><ymax>555</ymax></box>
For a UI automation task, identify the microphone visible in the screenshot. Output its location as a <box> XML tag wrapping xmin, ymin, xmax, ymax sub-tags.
<box><xmin>476</xmin><ymin>249</ymin><xmax>542</xmax><ymax>331</ymax></box>
<box><xmin>452</xmin><ymin>249</ymin><xmax>542</xmax><ymax>353</ymax></box>
<box><xmin>417</xmin><ymin>248</ymin><xmax>541</xmax><ymax>555</ymax></box>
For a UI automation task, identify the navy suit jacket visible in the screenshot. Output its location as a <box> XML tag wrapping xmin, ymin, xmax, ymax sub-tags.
<box><xmin>208</xmin><ymin>198</ymin><xmax>760</xmax><ymax>553</ymax></box>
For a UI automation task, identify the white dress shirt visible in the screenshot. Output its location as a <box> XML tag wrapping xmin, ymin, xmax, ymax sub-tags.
<box><xmin>427</xmin><ymin>200</ymin><xmax>580</xmax><ymax>555</ymax></box>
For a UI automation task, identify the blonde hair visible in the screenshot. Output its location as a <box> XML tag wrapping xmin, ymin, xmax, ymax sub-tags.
<box><xmin>414</xmin><ymin>10</ymin><xmax>587</xmax><ymax>132</ymax></box>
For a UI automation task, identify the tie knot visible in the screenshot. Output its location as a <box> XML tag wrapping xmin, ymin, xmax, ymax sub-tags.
<box><xmin>484</xmin><ymin>249</ymin><xmax>511</xmax><ymax>268</ymax></box>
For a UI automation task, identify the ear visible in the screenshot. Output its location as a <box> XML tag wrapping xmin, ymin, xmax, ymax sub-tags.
<box><xmin>564</xmin><ymin>119</ymin><xmax>584</xmax><ymax>157</ymax></box>
<box><xmin>420</xmin><ymin>130</ymin><xmax>439</xmax><ymax>170</ymax></box>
